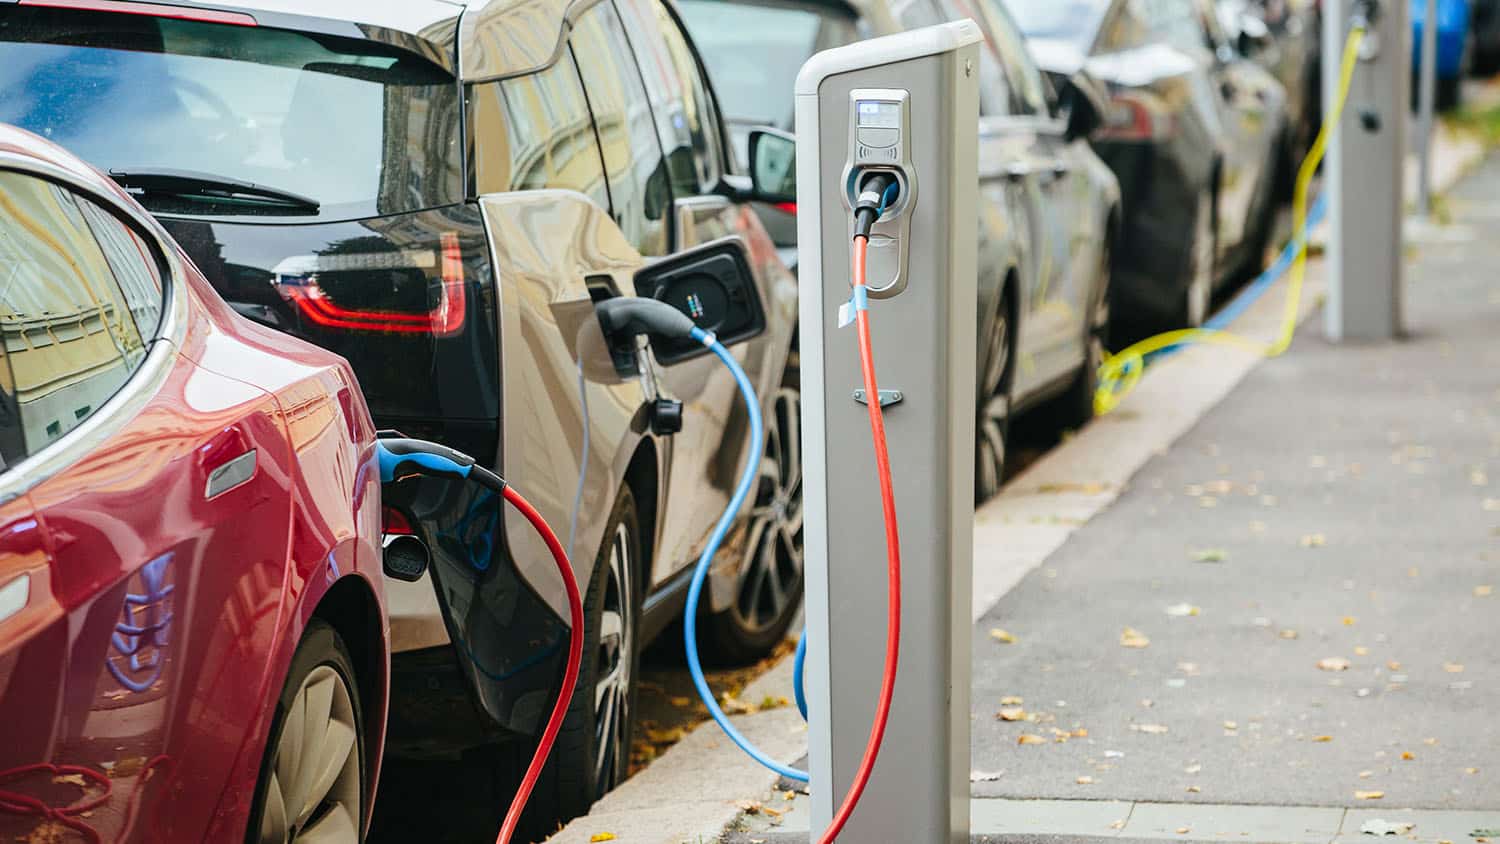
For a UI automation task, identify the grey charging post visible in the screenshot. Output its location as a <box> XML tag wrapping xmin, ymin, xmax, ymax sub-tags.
<box><xmin>796</xmin><ymin>21</ymin><xmax>981</xmax><ymax>842</ymax></box>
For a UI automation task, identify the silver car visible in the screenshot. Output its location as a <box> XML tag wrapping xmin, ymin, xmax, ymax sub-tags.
<box><xmin>681</xmin><ymin>0</ymin><xmax>1123</xmax><ymax>499</ymax></box>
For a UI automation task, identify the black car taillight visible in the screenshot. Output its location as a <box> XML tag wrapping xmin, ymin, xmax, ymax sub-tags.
<box><xmin>272</xmin><ymin>232</ymin><xmax>467</xmax><ymax>337</ymax></box>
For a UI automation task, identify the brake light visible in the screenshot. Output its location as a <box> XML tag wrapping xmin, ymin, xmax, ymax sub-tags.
<box><xmin>18</xmin><ymin>0</ymin><xmax>258</xmax><ymax>25</ymax></box>
<box><xmin>383</xmin><ymin>506</ymin><xmax>414</xmax><ymax>535</ymax></box>
<box><xmin>773</xmin><ymin>201</ymin><xmax>797</xmax><ymax>215</ymax></box>
<box><xmin>1098</xmin><ymin>93</ymin><xmax>1174</xmax><ymax>141</ymax></box>
<box><xmin>272</xmin><ymin>232</ymin><xmax>467</xmax><ymax>336</ymax></box>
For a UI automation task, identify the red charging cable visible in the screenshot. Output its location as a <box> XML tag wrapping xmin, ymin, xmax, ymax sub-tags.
<box><xmin>816</xmin><ymin>234</ymin><xmax>902</xmax><ymax>843</ymax></box>
<box><xmin>496</xmin><ymin>484</ymin><xmax>585</xmax><ymax>844</ymax></box>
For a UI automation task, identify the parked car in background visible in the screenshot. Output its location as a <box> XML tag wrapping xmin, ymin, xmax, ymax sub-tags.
<box><xmin>681</xmin><ymin>0</ymin><xmax>1123</xmax><ymax>499</ymax></box>
<box><xmin>0</xmin><ymin>0</ymin><xmax>799</xmax><ymax>834</ymax></box>
<box><xmin>1009</xmin><ymin>0</ymin><xmax>1290</xmax><ymax>330</ymax></box>
<box><xmin>0</xmin><ymin>125</ymin><xmax>386</xmax><ymax>844</ymax></box>
<box><xmin>1412</xmin><ymin>0</ymin><xmax>1473</xmax><ymax>107</ymax></box>
<box><xmin>1218</xmin><ymin>0</ymin><xmax>1322</xmax><ymax>166</ymax></box>
<box><xmin>1471</xmin><ymin>0</ymin><xmax>1500</xmax><ymax>72</ymax></box>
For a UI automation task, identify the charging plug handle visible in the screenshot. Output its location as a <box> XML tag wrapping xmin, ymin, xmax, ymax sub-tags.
<box><xmin>377</xmin><ymin>438</ymin><xmax>480</xmax><ymax>484</ymax></box>
<box><xmin>852</xmin><ymin>171</ymin><xmax>900</xmax><ymax>239</ymax></box>
<box><xmin>595</xmin><ymin>296</ymin><xmax>698</xmax><ymax>342</ymax></box>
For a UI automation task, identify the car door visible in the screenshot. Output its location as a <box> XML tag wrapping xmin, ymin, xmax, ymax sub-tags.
<box><xmin>0</xmin><ymin>168</ymin><xmax>297</xmax><ymax>842</ymax></box>
<box><xmin>609</xmin><ymin>0</ymin><xmax>797</xmax><ymax>585</ymax></box>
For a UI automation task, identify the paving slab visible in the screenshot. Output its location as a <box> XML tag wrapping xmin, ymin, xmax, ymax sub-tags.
<box><xmin>1124</xmin><ymin>802</ymin><xmax>1342</xmax><ymax>842</ymax></box>
<box><xmin>1336</xmin><ymin>808</ymin><xmax>1500</xmax><ymax>843</ymax></box>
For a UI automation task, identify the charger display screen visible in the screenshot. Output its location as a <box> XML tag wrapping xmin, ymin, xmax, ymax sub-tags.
<box><xmin>856</xmin><ymin>100</ymin><xmax>900</xmax><ymax>129</ymax></box>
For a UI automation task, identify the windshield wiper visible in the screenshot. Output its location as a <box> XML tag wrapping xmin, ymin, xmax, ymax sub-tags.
<box><xmin>107</xmin><ymin>168</ymin><xmax>320</xmax><ymax>213</ymax></box>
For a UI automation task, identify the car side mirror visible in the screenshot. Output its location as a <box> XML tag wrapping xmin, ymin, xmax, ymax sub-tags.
<box><xmin>747</xmin><ymin>127</ymin><xmax>797</xmax><ymax>204</ymax></box>
<box><xmin>1236</xmin><ymin>13</ymin><xmax>1272</xmax><ymax>56</ymax></box>
<box><xmin>631</xmin><ymin>237</ymin><xmax>767</xmax><ymax>366</ymax></box>
<box><xmin>1059</xmin><ymin>71</ymin><xmax>1109</xmax><ymax>141</ymax></box>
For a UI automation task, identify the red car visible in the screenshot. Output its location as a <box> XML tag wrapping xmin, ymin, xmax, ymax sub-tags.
<box><xmin>0</xmin><ymin>125</ymin><xmax>387</xmax><ymax>844</ymax></box>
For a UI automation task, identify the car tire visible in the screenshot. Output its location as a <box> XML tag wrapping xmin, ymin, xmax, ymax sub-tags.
<box><xmin>529</xmin><ymin>486</ymin><xmax>643</xmax><ymax>828</ymax></box>
<box><xmin>704</xmin><ymin>364</ymin><xmax>805</xmax><ymax>665</ymax></box>
<box><xmin>1180</xmin><ymin>192</ymin><xmax>1215</xmax><ymax>329</ymax></box>
<box><xmin>1045</xmin><ymin>241</ymin><xmax>1111</xmax><ymax>432</ymax></box>
<box><xmin>975</xmin><ymin>284</ymin><xmax>1014</xmax><ymax>503</ymax></box>
<box><xmin>247</xmin><ymin>619</ymin><xmax>365</xmax><ymax>844</ymax></box>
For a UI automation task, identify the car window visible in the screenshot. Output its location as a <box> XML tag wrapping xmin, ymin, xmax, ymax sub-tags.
<box><xmin>0</xmin><ymin>170</ymin><xmax>151</xmax><ymax>460</ymax></box>
<box><xmin>678</xmin><ymin>0</ymin><xmax>858</xmax><ymax>132</ymax></box>
<box><xmin>973</xmin><ymin>0</ymin><xmax>1052</xmax><ymax>115</ymax></box>
<box><xmin>472</xmin><ymin>56</ymin><xmax>612</xmax><ymax>210</ymax></box>
<box><xmin>0</xmin><ymin>6</ymin><xmax>462</xmax><ymax>221</ymax></box>
<box><xmin>76</xmin><ymin>199</ymin><xmax>165</xmax><ymax>340</ymax></box>
<box><xmin>615</xmin><ymin>0</ymin><xmax>726</xmax><ymax>196</ymax></box>
<box><xmin>570</xmin><ymin>1</ymin><xmax>673</xmax><ymax>256</ymax></box>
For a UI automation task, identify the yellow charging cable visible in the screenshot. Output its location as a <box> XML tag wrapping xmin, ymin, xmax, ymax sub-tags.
<box><xmin>1093</xmin><ymin>24</ymin><xmax>1368</xmax><ymax>416</ymax></box>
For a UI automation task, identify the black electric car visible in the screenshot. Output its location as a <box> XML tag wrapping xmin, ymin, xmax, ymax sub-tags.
<box><xmin>0</xmin><ymin>0</ymin><xmax>802</xmax><ymax>836</ymax></box>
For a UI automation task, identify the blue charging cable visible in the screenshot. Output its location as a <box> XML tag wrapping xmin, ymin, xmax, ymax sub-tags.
<box><xmin>683</xmin><ymin>326</ymin><xmax>811</xmax><ymax>782</ymax></box>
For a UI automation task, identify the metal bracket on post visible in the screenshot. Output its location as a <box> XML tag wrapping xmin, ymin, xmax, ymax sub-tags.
<box><xmin>796</xmin><ymin>20</ymin><xmax>981</xmax><ymax>844</ymax></box>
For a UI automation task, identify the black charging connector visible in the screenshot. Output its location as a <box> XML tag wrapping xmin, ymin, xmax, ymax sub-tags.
<box><xmin>852</xmin><ymin>171</ymin><xmax>899</xmax><ymax>239</ymax></box>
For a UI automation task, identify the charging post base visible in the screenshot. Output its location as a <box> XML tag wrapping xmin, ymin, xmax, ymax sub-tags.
<box><xmin>796</xmin><ymin>21</ymin><xmax>981</xmax><ymax>842</ymax></box>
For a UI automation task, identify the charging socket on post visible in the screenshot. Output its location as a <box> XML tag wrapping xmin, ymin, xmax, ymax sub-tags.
<box><xmin>842</xmin><ymin>89</ymin><xmax>916</xmax><ymax>298</ymax></box>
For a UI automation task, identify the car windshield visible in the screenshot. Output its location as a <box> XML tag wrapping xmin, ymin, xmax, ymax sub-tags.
<box><xmin>0</xmin><ymin>7</ymin><xmax>461</xmax><ymax>219</ymax></box>
<box><xmin>1003</xmin><ymin>0</ymin><xmax>1112</xmax><ymax>46</ymax></box>
<box><xmin>677</xmin><ymin>0</ymin><xmax>850</xmax><ymax>129</ymax></box>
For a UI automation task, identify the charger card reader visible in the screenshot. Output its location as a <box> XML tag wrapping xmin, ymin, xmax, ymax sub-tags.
<box><xmin>843</xmin><ymin>89</ymin><xmax>916</xmax><ymax>297</ymax></box>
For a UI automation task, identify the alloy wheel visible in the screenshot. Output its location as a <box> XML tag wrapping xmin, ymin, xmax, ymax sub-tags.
<box><xmin>593</xmin><ymin>522</ymin><xmax>635</xmax><ymax>796</ymax></box>
<box><xmin>257</xmin><ymin>666</ymin><xmax>362</xmax><ymax>844</ymax></box>
<box><xmin>734</xmin><ymin>386</ymin><xmax>804</xmax><ymax>633</ymax></box>
<box><xmin>975</xmin><ymin>300</ymin><xmax>1011</xmax><ymax>502</ymax></box>
<box><xmin>1185</xmin><ymin>196</ymin><xmax>1214</xmax><ymax>328</ymax></box>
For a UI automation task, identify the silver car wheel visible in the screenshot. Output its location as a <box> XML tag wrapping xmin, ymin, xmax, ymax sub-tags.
<box><xmin>1186</xmin><ymin>195</ymin><xmax>1214</xmax><ymax>328</ymax></box>
<box><xmin>593</xmin><ymin>522</ymin><xmax>634</xmax><ymax>796</ymax></box>
<box><xmin>975</xmin><ymin>300</ymin><xmax>1011</xmax><ymax>502</ymax></box>
<box><xmin>735</xmin><ymin>386</ymin><xmax>803</xmax><ymax>633</ymax></box>
<box><xmin>258</xmin><ymin>666</ymin><xmax>362</xmax><ymax>844</ymax></box>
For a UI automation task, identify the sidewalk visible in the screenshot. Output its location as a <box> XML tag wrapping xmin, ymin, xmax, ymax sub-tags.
<box><xmin>548</xmin><ymin>147</ymin><xmax>1497</xmax><ymax>844</ymax></box>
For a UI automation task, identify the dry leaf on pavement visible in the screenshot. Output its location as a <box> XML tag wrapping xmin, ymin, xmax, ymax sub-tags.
<box><xmin>1120</xmin><ymin>627</ymin><xmax>1151</xmax><ymax>649</ymax></box>
<box><xmin>1192</xmin><ymin>548</ymin><xmax>1228</xmax><ymax>563</ymax></box>
<box><xmin>1166</xmin><ymin>603</ymin><xmax>1201</xmax><ymax>617</ymax></box>
<box><xmin>1475</xmin><ymin>585</ymin><xmax>1494</xmax><ymax>597</ymax></box>
<box><xmin>1317</xmin><ymin>657</ymin><xmax>1352</xmax><ymax>672</ymax></box>
<box><xmin>1359</xmin><ymin>819</ymin><xmax>1414</xmax><ymax>835</ymax></box>
<box><xmin>1312</xmin><ymin>735</ymin><xmax>1333</xmax><ymax>743</ymax></box>
<box><xmin>998</xmin><ymin>707</ymin><xmax>1027</xmax><ymax>721</ymax></box>
<box><xmin>1300</xmin><ymin>533</ymin><xmax>1327</xmax><ymax>548</ymax></box>
<box><xmin>590</xmin><ymin>834</ymin><xmax>617</xmax><ymax>842</ymax></box>
<box><xmin>1076</xmin><ymin>775</ymin><xmax>1094</xmax><ymax>784</ymax></box>
<box><xmin>1000</xmin><ymin>695</ymin><xmax>1023</xmax><ymax>705</ymax></box>
<box><xmin>1444</xmin><ymin>662</ymin><xmax>1465</xmax><ymax>673</ymax></box>
<box><xmin>1355</xmin><ymin>790</ymin><xmax>1386</xmax><ymax>800</ymax></box>
<box><xmin>1017</xmin><ymin>734</ymin><xmax>1048</xmax><ymax>745</ymax></box>
<box><xmin>990</xmin><ymin>628</ymin><xmax>1017</xmax><ymax>644</ymax></box>
<box><xmin>1133</xmin><ymin>723</ymin><xmax>1169</xmax><ymax>734</ymax></box>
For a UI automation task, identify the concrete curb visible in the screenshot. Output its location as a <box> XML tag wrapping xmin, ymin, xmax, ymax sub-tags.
<box><xmin>546</xmin><ymin>134</ymin><xmax>1489</xmax><ymax>844</ymax></box>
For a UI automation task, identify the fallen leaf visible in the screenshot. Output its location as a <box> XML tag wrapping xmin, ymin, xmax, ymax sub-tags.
<box><xmin>1073</xmin><ymin>728</ymin><xmax>1089</xmax><ymax>738</ymax></box>
<box><xmin>1133</xmin><ymin>723</ymin><xmax>1169</xmax><ymax>734</ymax></box>
<box><xmin>1280</xmin><ymin>629</ymin><xmax>1300</xmax><ymax>639</ymax></box>
<box><xmin>1186</xmin><ymin>785</ymin><xmax>1201</xmax><ymax>793</ymax></box>
<box><xmin>645</xmin><ymin>726</ymin><xmax>686</xmax><ymax>744</ymax></box>
<box><xmin>1176</xmin><ymin>827</ymin><xmax>1191</xmax><ymax>834</ymax></box>
<box><xmin>1467</xmin><ymin>767</ymin><xmax>1480</xmax><ymax>774</ymax></box>
<box><xmin>998</xmin><ymin>707</ymin><xmax>1027</xmax><ymax>722</ymax></box>
<box><xmin>990</xmin><ymin>628</ymin><xmax>1017</xmax><ymax>644</ymax></box>
<box><xmin>1318</xmin><ymin>657</ymin><xmax>1352</xmax><ymax>672</ymax></box>
<box><xmin>1359</xmin><ymin>770</ymin><xmax>1374</xmax><ymax>778</ymax></box>
<box><xmin>1166</xmin><ymin>603</ymin><xmax>1201</xmax><ymax>617</ymax></box>
<box><xmin>1476</xmin><ymin>585</ymin><xmax>1494</xmax><ymax>597</ymax></box>
<box><xmin>1387</xmin><ymin>660</ymin><xmax>1402</xmax><ymax>671</ymax></box>
<box><xmin>51</xmin><ymin>773</ymin><xmax>88</xmax><ymax>787</ymax></box>
<box><xmin>1000</xmin><ymin>695</ymin><xmax>1023</xmax><ymax>705</ymax></box>
<box><xmin>970</xmin><ymin>769</ymin><xmax>1004</xmax><ymax>782</ymax></box>
<box><xmin>1017</xmin><ymin>734</ymin><xmax>1047</xmax><ymax>745</ymax></box>
<box><xmin>1355</xmin><ymin>790</ymin><xmax>1386</xmax><ymax>800</ymax></box>
<box><xmin>1400</xmin><ymin>751</ymin><xmax>1415</xmax><ymax>760</ymax></box>
<box><xmin>1313</xmin><ymin>735</ymin><xmax>1333</xmax><ymax>743</ymax></box>
<box><xmin>1120</xmin><ymin>627</ymin><xmax>1151</xmax><ymax>649</ymax></box>
<box><xmin>1192</xmin><ymin>548</ymin><xmax>1228</xmax><ymax>563</ymax></box>
<box><xmin>1355</xmin><ymin>646</ymin><xmax>1370</xmax><ymax>656</ymax></box>
<box><xmin>1445</xmin><ymin>662</ymin><xmax>1466</xmax><ymax>673</ymax></box>
<box><xmin>1184</xmin><ymin>764</ymin><xmax>1202</xmax><ymax>774</ymax></box>
<box><xmin>1076</xmin><ymin>775</ymin><xmax>1094</xmax><ymax>784</ymax></box>
<box><xmin>1424</xmin><ymin>737</ymin><xmax>1439</xmax><ymax>745</ymax></box>
<box><xmin>1110</xmin><ymin>819</ymin><xmax>1126</xmax><ymax>830</ymax></box>
<box><xmin>1359</xmin><ymin>819</ymin><xmax>1415</xmax><ymax>835</ymax></box>
<box><xmin>1223</xmin><ymin>721</ymin><xmax>1238</xmax><ymax>730</ymax></box>
<box><xmin>590</xmin><ymin>834</ymin><xmax>617</xmax><ymax>842</ymax></box>
<box><xmin>1301</xmin><ymin>533</ymin><xmax>1327</xmax><ymax>548</ymax></box>
<box><xmin>669</xmin><ymin>696</ymin><xmax>692</xmax><ymax>707</ymax></box>
<box><xmin>737</xmin><ymin>800</ymin><xmax>764</xmax><ymax>814</ymax></box>
<box><xmin>1342</xmin><ymin>616</ymin><xmax>1357</xmax><ymax>626</ymax></box>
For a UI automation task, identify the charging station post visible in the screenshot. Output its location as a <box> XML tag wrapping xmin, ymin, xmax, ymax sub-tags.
<box><xmin>1323</xmin><ymin>0</ymin><xmax>1406</xmax><ymax>341</ymax></box>
<box><xmin>796</xmin><ymin>21</ymin><xmax>981</xmax><ymax>842</ymax></box>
